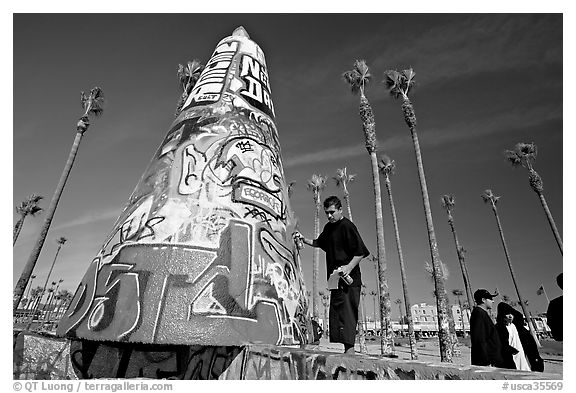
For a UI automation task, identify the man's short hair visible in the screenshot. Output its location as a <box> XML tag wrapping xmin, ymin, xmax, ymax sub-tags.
<box><xmin>323</xmin><ymin>196</ymin><xmax>342</xmax><ymax>209</ymax></box>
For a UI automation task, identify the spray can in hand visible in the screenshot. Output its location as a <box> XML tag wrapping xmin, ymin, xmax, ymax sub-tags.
<box><xmin>292</xmin><ymin>231</ymin><xmax>304</xmax><ymax>250</ymax></box>
<box><xmin>337</xmin><ymin>267</ymin><xmax>353</xmax><ymax>285</ymax></box>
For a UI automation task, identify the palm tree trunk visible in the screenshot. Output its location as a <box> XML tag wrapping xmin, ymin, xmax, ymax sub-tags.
<box><xmin>343</xmin><ymin>193</ymin><xmax>353</xmax><ymax>222</ymax></box>
<box><xmin>312</xmin><ymin>199</ymin><xmax>320</xmax><ymax>321</ymax></box>
<box><xmin>369</xmin><ymin>152</ymin><xmax>394</xmax><ymax>355</ymax></box>
<box><xmin>385</xmin><ymin>177</ymin><xmax>418</xmax><ymax>359</ymax></box>
<box><xmin>447</xmin><ymin>216</ymin><xmax>475</xmax><ymax>317</ymax></box>
<box><xmin>25</xmin><ymin>237</ymin><xmax>64</xmax><ymax>330</ymax></box>
<box><xmin>13</xmin><ymin>215</ymin><xmax>25</xmax><ymax>246</ymax></box>
<box><xmin>343</xmin><ymin>191</ymin><xmax>366</xmax><ymax>352</ymax></box>
<box><xmin>537</xmin><ymin>191</ymin><xmax>563</xmax><ymax>255</ymax></box>
<box><xmin>489</xmin><ymin>204</ymin><xmax>541</xmax><ymax>346</ymax></box>
<box><xmin>24</xmin><ymin>276</ymin><xmax>36</xmax><ymax>307</ymax></box>
<box><xmin>403</xmin><ymin>97</ymin><xmax>452</xmax><ymax>362</ymax></box>
<box><xmin>14</xmin><ymin>131</ymin><xmax>84</xmax><ymax>311</ymax></box>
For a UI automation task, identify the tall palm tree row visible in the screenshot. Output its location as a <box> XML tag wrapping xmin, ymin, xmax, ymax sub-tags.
<box><xmin>13</xmin><ymin>87</ymin><xmax>105</xmax><ymax>312</ymax></box>
<box><xmin>441</xmin><ymin>195</ymin><xmax>475</xmax><ymax>315</ymax></box>
<box><xmin>383</xmin><ymin>68</ymin><xmax>452</xmax><ymax>362</ymax></box>
<box><xmin>343</xmin><ymin>60</ymin><xmax>394</xmax><ymax>355</ymax></box>
<box><xmin>505</xmin><ymin>142</ymin><xmax>562</xmax><ymax>255</ymax></box>
<box><xmin>451</xmin><ymin>289</ymin><xmax>467</xmax><ymax>336</ymax></box>
<box><xmin>46</xmin><ymin>278</ymin><xmax>64</xmax><ymax>322</ymax></box>
<box><xmin>481</xmin><ymin>189</ymin><xmax>540</xmax><ymax>346</ymax></box>
<box><xmin>26</xmin><ymin>237</ymin><xmax>67</xmax><ymax>330</ymax></box>
<box><xmin>378</xmin><ymin>155</ymin><xmax>418</xmax><ymax>359</ymax></box>
<box><xmin>27</xmin><ymin>286</ymin><xmax>43</xmax><ymax>311</ymax></box>
<box><xmin>53</xmin><ymin>289</ymin><xmax>74</xmax><ymax>321</ymax></box>
<box><xmin>14</xmin><ymin>194</ymin><xmax>44</xmax><ymax>246</ymax></box>
<box><xmin>175</xmin><ymin>60</ymin><xmax>204</xmax><ymax>117</ymax></box>
<box><xmin>307</xmin><ymin>174</ymin><xmax>327</xmax><ymax>321</ymax></box>
<box><xmin>333</xmin><ymin>167</ymin><xmax>357</xmax><ymax>221</ymax></box>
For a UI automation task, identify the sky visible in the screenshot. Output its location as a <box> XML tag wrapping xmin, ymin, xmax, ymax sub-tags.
<box><xmin>11</xmin><ymin>12</ymin><xmax>565</xmax><ymax>322</ymax></box>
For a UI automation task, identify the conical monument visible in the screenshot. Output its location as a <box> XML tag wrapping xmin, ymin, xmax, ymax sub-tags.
<box><xmin>57</xmin><ymin>27</ymin><xmax>312</xmax><ymax>346</ymax></box>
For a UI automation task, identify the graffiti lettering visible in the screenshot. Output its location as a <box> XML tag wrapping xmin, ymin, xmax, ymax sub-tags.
<box><xmin>186</xmin><ymin>41</ymin><xmax>238</xmax><ymax>107</ymax></box>
<box><xmin>234</xmin><ymin>182</ymin><xmax>282</xmax><ymax>218</ymax></box>
<box><xmin>239</xmin><ymin>55</ymin><xmax>275</xmax><ymax>118</ymax></box>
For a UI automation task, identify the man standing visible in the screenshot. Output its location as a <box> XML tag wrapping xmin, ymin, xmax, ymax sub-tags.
<box><xmin>294</xmin><ymin>196</ymin><xmax>369</xmax><ymax>355</ymax></box>
<box><xmin>546</xmin><ymin>273</ymin><xmax>563</xmax><ymax>341</ymax></box>
<box><xmin>470</xmin><ymin>288</ymin><xmax>503</xmax><ymax>367</ymax></box>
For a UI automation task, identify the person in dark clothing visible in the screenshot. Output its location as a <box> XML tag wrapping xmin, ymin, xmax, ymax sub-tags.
<box><xmin>470</xmin><ymin>289</ymin><xmax>503</xmax><ymax>367</ymax></box>
<box><xmin>294</xmin><ymin>196</ymin><xmax>369</xmax><ymax>355</ymax></box>
<box><xmin>495</xmin><ymin>302</ymin><xmax>544</xmax><ymax>372</ymax></box>
<box><xmin>546</xmin><ymin>273</ymin><xmax>563</xmax><ymax>341</ymax></box>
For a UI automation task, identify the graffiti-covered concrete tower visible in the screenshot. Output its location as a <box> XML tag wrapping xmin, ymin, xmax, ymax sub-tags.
<box><xmin>57</xmin><ymin>27</ymin><xmax>311</xmax><ymax>346</ymax></box>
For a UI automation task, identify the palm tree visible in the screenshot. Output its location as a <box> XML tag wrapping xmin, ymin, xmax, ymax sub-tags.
<box><xmin>46</xmin><ymin>279</ymin><xmax>64</xmax><ymax>322</ymax></box>
<box><xmin>383</xmin><ymin>68</ymin><xmax>452</xmax><ymax>362</ymax></box>
<box><xmin>54</xmin><ymin>289</ymin><xmax>74</xmax><ymax>320</ymax></box>
<box><xmin>14</xmin><ymin>194</ymin><xmax>44</xmax><ymax>246</ymax></box>
<box><xmin>28</xmin><ymin>286</ymin><xmax>43</xmax><ymax>311</ymax></box>
<box><xmin>14</xmin><ymin>87</ymin><xmax>104</xmax><ymax>312</ymax></box>
<box><xmin>441</xmin><ymin>195</ymin><xmax>474</xmax><ymax>314</ymax></box>
<box><xmin>23</xmin><ymin>274</ymin><xmax>37</xmax><ymax>309</ymax></box>
<box><xmin>370</xmin><ymin>290</ymin><xmax>379</xmax><ymax>327</ymax></box>
<box><xmin>175</xmin><ymin>60</ymin><xmax>204</xmax><ymax>116</ymax></box>
<box><xmin>42</xmin><ymin>283</ymin><xmax>57</xmax><ymax>324</ymax></box>
<box><xmin>481</xmin><ymin>189</ymin><xmax>540</xmax><ymax>346</ymax></box>
<box><xmin>343</xmin><ymin>59</ymin><xmax>393</xmax><ymax>356</ymax></box>
<box><xmin>318</xmin><ymin>290</ymin><xmax>329</xmax><ymax>335</ymax></box>
<box><xmin>26</xmin><ymin>237</ymin><xmax>67</xmax><ymax>330</ymax></box>
<box><xmin>424</xmin><ymin>260</ymin><xmax>459</xmax><ymax>355</ymax></box>
<box><xmin>379</xmin><ymin>155</ymin><xmax>418</xmax><ymax>359</ymax></box>
<box><xmin>307</xmin><ymin>174</ymin><xmax>327</xmax><ymax>321</ymax></box>
<box><xmin>451</xmin><ymin>289</ymin><xmax>467</xmax><ymax>336</ymax></box>
<box><xmin>394</xmin><ymin>298</ymin><xmax>404</xmax><ymax>336</ymax></box>
<box><xmin>357</xmin><ymin>284</ymin><xmax>368</xmax><ymax>354</ymax></box>
<box><xmin>505</xmin><ymin>142</ymin><xmax>562</xmax><ymax>255</ymax></box>
<box><xmin>333</xmin><ymin>167</ymin><xmax>357</xmax><ymax>221</ymax></box>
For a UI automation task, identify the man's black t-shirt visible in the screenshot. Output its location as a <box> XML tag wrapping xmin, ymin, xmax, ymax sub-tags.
<box><xmin>316</xmin><ymin>217</ymin><xmax>370</xmax><ymax>287</ymax></box>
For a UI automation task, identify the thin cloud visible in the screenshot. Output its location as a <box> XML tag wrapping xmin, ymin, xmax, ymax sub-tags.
<box><xmin>52</xmin><ymin>208</ymin><xmax>120</xmax><ymax>231</ymax></box>
<box><xmin>283</xmin><ymin>101</ymin><xmax>561</xmax><ymax>168</ymax></box>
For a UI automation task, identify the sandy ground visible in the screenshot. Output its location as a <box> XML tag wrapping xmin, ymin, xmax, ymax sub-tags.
<box><xmin>310</xmin><ymin>336</ymin><xmax>563</xmax><ymax>377</ymax></box>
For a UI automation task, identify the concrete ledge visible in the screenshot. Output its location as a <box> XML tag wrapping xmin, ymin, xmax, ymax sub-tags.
<box><xmin>13</xmin><ymin>331</ymin><xmax>562</xmax><ymax>380</ymax></box>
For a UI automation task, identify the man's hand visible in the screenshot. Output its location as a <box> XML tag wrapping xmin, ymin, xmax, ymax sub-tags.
<box><xmin>340</xmin><ymin>264</ymin><xmax>353</xmax><ymax>276</ymax></box>
<box><xmin>292</xmin><ymin>231</ymin><xmax>304</xmax><ymax>242</ymax></box>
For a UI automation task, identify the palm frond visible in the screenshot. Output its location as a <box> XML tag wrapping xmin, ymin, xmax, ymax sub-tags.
<box><xmin>441</xmin><ymin>194</ymin><xmax>455</xmax><ymax>209</ymax></box>
<box><xmin>56</xmin><ymin>237</ymin><xmax>67</xmax><ymax>245</ymax></box>
<box><xmin>504</xmin><ymin>149</ymin><xmax>522</xmax><ymax>166</ymax></box>
<box><xmin>481</xmin><ymin>189</ymin><xmax>500</xmax><ymax>204</ymax></box>
<box><xmin>307</xmin><ymin>174</ymin><xmax>327</xmax><ymax>191</ymax></box>
<box><xmin>402</xmin><ymin>68</ymin><xmax>417</xmax><ymax>94</ymax></box>
<box><xmin>342</xmin><ymin>59</ymin><xmax>371</xmax><ymax>95</ymax></box>
<box><xmin>81</xmin><ymin>87</ymin><xmax>105</xmax><ymax>117</ymax></box>
<box><xmin>451</xmin><ymin>289</ymin><xmax>464</xmax><ymax>296</ymax></box>
<box><xmin>16</xmin><ymin>194</ymin><xmax>44</xmax><ymax>216</ymax></box>
<box><xmin>424</xmin><ymin>260</ymin><xmax>450</xmax><ymax>281</ymax></box>
<box><xmin>378</xmin><ymin>155</ymin><xmax>396</xmax><ymax>175</ymax></box>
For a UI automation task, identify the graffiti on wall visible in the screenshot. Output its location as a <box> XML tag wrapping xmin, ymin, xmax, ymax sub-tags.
<box><xmin>57</xmin><ymin>27</ymin><xmax>311</xmax><ymax>346</ymax></box>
